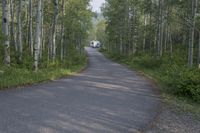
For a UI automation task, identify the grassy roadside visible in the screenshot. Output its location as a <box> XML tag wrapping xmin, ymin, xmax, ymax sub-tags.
<box><xmin>0</xmin><ymin>54</ymin><xmax>87</xmax><ymax>90</ymax></box>
<box><xmin>101</xmin><ymin>51</ymin><xmax>200</xmax><ymax>115</ymax></box>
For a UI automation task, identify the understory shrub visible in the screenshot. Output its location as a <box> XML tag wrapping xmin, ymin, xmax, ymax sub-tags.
<box><xmin>165</xmin><ymin>66</ymin><xmax>200</xmax><ymax>102</ymax></box>
<box><xmin>0</xmin><ymin>51</ymin><xmax>87</xmax><ymax>89</ymax></box>
<box><xmin>106</xmin><ymin>52</ymin><xmax>200</xmax><ymax>102</ymax></box>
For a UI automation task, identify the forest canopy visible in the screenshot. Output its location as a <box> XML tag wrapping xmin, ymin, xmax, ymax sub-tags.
<box><xmin>0</xmin><ymin>0</ymin><xmax>92</xmax><ymax>88</ymax></box>
<box><xmin>99</xmin><ymin>0</ymin><xmax>200</xmax><ymax>102</ymax></box>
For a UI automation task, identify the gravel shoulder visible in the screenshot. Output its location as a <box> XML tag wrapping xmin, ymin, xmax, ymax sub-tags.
<box><xmin>146</xmin><ymin>103</ymin><xmax>200</xmax><ymax>133</ymax></box>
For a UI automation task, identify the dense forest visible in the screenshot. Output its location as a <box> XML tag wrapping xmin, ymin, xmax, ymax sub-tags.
<box><xmin>1</xmin><ymin>0</ymin><xmax>200</xmax><ymax>102</ymax></box>
<box><xmin>98</xmin><ymin>0</ymin><xmax>200</xmax><ymax>102</ymax></box>
<box><xmin>0</xmin><ymin>0</ymin><xmax>92</xmax><ymax>88</ymax></box>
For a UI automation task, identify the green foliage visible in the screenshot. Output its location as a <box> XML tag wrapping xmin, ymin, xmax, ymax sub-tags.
<box><xmin>0</xmin><ymin>0</ymin><xmax>91</xmax><ymax>89</ymax></box>
<box><xmin>164</xmin><ymin>66</ymin><xmax>200</xmax><ymax>102</ymax></box>
<box><xmin>96</xmin><ymin>20</ymin><xmax>106</xmax><ymax>45</ymax></box>
<box><xmin>0</xmin><ymin>52</ymin><xmax>87</xmax><ymax>89</ymax></box>
<box><xmin>133</xmin><ymin>56</ymin><xmax>163</xmax><ymax>70</ymax></box>
<box><xmin>104</xmin><ymin>50</ymin><xmax>200</xmax><ymax>103</ymax></box>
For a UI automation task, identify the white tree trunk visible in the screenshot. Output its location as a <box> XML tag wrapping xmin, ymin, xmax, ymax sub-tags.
<box><xmin>28</xmin><ymin>0</ymin><xmax>33</xmax><ymax>56</ymax></box>
<box><xmin>33</xmin><ymin>0</ymin><xmax>42</xmax><ymax>71</ymax></box>
<box><xmin>188</xmin><ymin>0</ymin><xmax>197</xmax><ymax>67</ymax></box>
<box><xmin>17</xmin><ymin>0</ymin><xmax>23</xmax><ymax>63</ymax></box>
<box><xmin>60</xmin><ymin>0</ymin><xmax>65</xmax><ymax>62</ymax></box>
<box><xmin>52</xmin><ymin>0</ymin><xmax>59</xmax><ymax>61</ymax></box>
<box><xmin>2</xmin><ymin>0</ymin><xmax>10</xmax><ymax>65</ymax></box>
<box><xmin>157</xmin><ymin>0</ymin><xmax>164</xmax><ymax>57</ymax></box>
<box><xmin>198</xmin><ymin>32</ymin><xmax>200</xmax><ymax>68</ymax></box>
<box><xmin>10</xmin><ymin>0</ymin><xmax>17</xmax><ymax>52</ymax></box>
<box><xmin>40</xmin><ymin>0</ymin><xmax>44</xmax><ymax>59</ymax></box>
<box><xmin>143</xmin><ymin>14</ymin><xmax>147</xmax><ymax>52</ymax></box>
<box><xmin>169</xmin><ymin>26</ymin><xmax>173</xmax><ymax>58</ymax></box>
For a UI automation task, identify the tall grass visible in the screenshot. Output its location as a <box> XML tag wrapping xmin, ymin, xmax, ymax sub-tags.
<box><xmin>0</xmin><ymin>52</ymin><xmax>87</xmax><ymax>89</ymax></box>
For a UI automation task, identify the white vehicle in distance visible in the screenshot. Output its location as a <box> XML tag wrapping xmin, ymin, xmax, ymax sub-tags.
<box><xmin>90</xmin><ymin>41</ymin><xmax>101</xmax><ymax>48</ymax></box>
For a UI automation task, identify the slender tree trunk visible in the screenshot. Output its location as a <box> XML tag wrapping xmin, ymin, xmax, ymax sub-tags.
<box><xmin>33</xmin><ymin>0</ymin><xmax>42</xmax><ymax>71</ymax></box>
<box><xmin>164</xmin><ymin>25</ymin><xmax>168</xmax><ymax>52</ymax></box>
<box><xmin>40</xmin><ymin>0</ymin><xmax>44</xmax><ymax>59</ymax></box>
<box><xmin>2</xmin><ymin>0</ymin><xmax>11</xmax><ymax>65</ymax></box>
<box><xmin>79</xmin><ymin>32</ymin><xmax>82</xmax><ymax>55</ymax></box>
<box><xmin>17</xmin><ymin>0</ymin><xmax>23</xmax><ymax>63</ymax></box>
<box><xmin>156</xmin><ymin>2</ymin><xmax>160</xmax><ymax>57</ymax></box>
<box><xmin>120</xmin><ymin>33</ymin><xmax>123</xmax><ymax>54</ymax></box>
<box><xmin>28</xmin><ymin>0</ymin><xmax>33</xmax><ymax>56</ymax></box>
<box><xmin>158</xmin><ymin>0</ymin><xmax>164</xmax><ymax>57</ymax></box>
<box><xmin>131</xmin><ymin>7</ymin><xmax>137</xmax><ymax>54</ymax></box>
<box><xmin>52</xmin><ymin>0</ymin><xmax>59</xmax><ymax>62</ymax></box>
<box><xmin>25</xmin><ymin>2</ymin><xmax>29</xmax><ymax>47</ymax></box>
<box><xmin>60</xmin><ymin>0</ymin><xmax>65</xmax><ymax>62</ymax></box>
<box><xmin>48</xmin><ymin>27</ymin><xmax>53</xmax><ymax>60</ymax></box>
<box><xmin>164</xmin><ymin>6</ymin><xmax>170</xmax><ymax>53</ymax></box>
<box><xmin>143</xmin><ymin>14</ymin><xmax>147</xmax><ymax>52</ymax></box>
<box><xmin>149</xmin><ymin>0</ymin><xmax>152</xmax><ymax>51</ymax></box>
<box><xmin>10</xmin><ymin>0</ymin><xmax>17</xmax><ymax>52</ymax></box>
<box><xmin>188</xmin><ymin>0</ymin><xmax>197</xmax><ymax>67</ymax></box>
<box><xmin>198</xmin><ymin>32</ymin><xmax>200</xmax><ymax>68</ymax></box>
<box><xmin>169</xmin><ymin>26</ymin><xmax>173</xmax><ymax>58</ymax></box>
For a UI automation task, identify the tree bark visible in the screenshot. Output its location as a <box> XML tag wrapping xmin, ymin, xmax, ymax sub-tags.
<box><xmin>40</xmin><ymin>0</ymin><xmax>44</xmax><ymax>59</ymax></box>
<box><xmin>52</xmin><ymin>0</ymin><xmax>59</xmax><ymax>61</ymax></box>
<box><xmin>157</xmin><ymin>0</ymin><xmax>164</xmax><ymax>57</ymax></box>
<box><xmin>198</xmin><ymin>32</ymin><xmax>200</xmax><ymax>68</ymax></box>
<box><xmin>188</xmin><ymin>0</ymin><xmax>197</xmax><ymax>67</ymax></box>
<box><xmin>60</xmin><ymin>0</ymin><xmax>65</xmax><ymax>62</ymax></box>
<box><xmin>28</xmin><ymin>0</ymin><xmax>33</xmax><ymax>56</ymax></box>
<box><xmin>10</xmin><ymin>0</ymin><xmax>17</xmax><ymax>52</ymax></box>
<box><xmin>17</xmin><ymin>0</ymin><xmax>23</xmax><ymax>63</ymax></box>
<box><xmin>33</xmin><ymin>0</ymin><xmax>42</xmax><ymax>71</ymax></box>
<box><xmin>2</xmin><ymin>0</ymin><xmax>11</xmax><ymax>65</ymax></box>
<box><xmin>169</xmin><ymin>26</ymin><xmax>173</xmax><ymax>58</ymax></box>
<box><xmin>143</xmin><ymin>14</ymin><xmax>147</xmax><ymax>52</ymax></box>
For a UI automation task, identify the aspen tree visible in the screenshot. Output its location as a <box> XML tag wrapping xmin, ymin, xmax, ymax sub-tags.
<box><xmin>52</xmin><ymin>0</ymin><xmax>59</xmax><ymax>62</ymax></box>
<box><xmin>188</xmin><ymin>0</ymin><xmax>198</xmax><ymax>67</ymax></box>
<box><xmin>33</xmin><ymin>0</ymin><xmax>42</xmax><ymax>71</ymax></box>
<box><xmin>28</xmin><ymin>0</ymin><xmax>33</xmax><ymax>56</ymax></box>
<box><xmin>17</xmin><ymin>0</ymin><xmax>23</xmax><ymax>63</ymax></box>
<box><xmin>2</xmin><ymin>0</ymin><xmax>10</xmax><ymax>65</ymax></box>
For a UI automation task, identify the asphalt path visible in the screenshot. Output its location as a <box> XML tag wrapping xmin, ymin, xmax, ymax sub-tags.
<box><xmin>0</xmin><ymin>47</ymin><xmax>161</xmax><ymax>133</ymax></box>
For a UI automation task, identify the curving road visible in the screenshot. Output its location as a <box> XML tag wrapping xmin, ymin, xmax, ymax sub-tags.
<box><xmin>0</xmin><ymin>48</ymin><xmax>161</xmax><ymax>133</ymax></box>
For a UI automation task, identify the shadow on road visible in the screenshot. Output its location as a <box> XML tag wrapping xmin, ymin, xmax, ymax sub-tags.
<box><xmin>0</xmin><ymin>48</ymin><xmax>161</xmax><ymax>133</ymax></box>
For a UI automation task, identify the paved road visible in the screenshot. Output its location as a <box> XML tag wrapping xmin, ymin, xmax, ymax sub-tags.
<box><xmin>0</xmin><ymin>48</ymin><xmax>161</xmax><ymax>133</ymax></box>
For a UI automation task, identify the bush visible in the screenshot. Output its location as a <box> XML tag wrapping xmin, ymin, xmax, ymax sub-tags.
<box><xmin>106</xmin><ymin>52</ymin><xmax>200</xmax><ymax>103</ymax></box>
<box><xmin>166</xmin><ymin>66</ymin><xmax>200</xmax><ymax>102</ymax></box>
<box><xmin>134</xmin><ymin>55</ymin><xmax>163</xmax><ymax>69</ymax></box>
